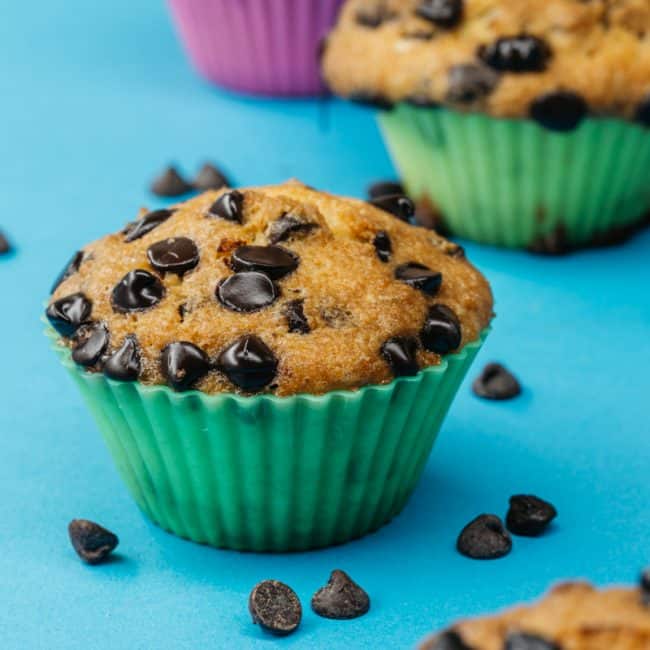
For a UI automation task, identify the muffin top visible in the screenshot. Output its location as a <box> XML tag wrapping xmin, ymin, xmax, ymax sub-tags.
<box><xmin>46</xmin><ymin>181</ymin><xmax>492</xmax><ymax>397</ymax></box>
<box><xmin>421</xmin><ymin>582</ymin><xmax>650</xmax><ymax>650</ymax></box>
<box><xmin>322</xmin><ymin>0</ymin><xmax>650</xmax><ymax>128</ymax></box>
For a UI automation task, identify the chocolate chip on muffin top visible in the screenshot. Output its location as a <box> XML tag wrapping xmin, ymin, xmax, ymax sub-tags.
<box><xmin>46</xmin><ymin>181</ymin><xmax>492</xmax><ymax>396</ymax></box>
<box><xmin>322</xmin><ymin>0</ymin><xmax>650</xmax><ymax>128</ymax></box>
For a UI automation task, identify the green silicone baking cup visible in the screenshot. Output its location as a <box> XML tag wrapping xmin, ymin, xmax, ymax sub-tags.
<box><xmin>379</xmin><ymin>105</ymin><xmax>650</xmax><ymax>249</ymax></box>
<box><xmin>46</xmin><ymin>326</ymin><xmax>487</xmax><ymax>552</ymax></box>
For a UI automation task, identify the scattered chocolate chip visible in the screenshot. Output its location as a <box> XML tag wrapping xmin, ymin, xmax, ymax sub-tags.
<box><xmin>447</xmin><ymin>63</ymin><xmax>500</xmax><ymax>103</ymax></box>
<box><xmin>0</xmin><ymin>231</ymin><xmax>12</xmax><ymax>255</ymax></box>
<box><xmin>207</xmin><ymin>190</ymin><xmax>244</xmax><ymax>223</ymax></box>
<box><xmin>530</xmin><ymin>92</ymin><xmax>587</xmax><ymax>132</ymax></box>
<box><xmin>51</xmin><ymin>251</ymin><xmax>84</xmax><ymax>293</ymax></box>
<box><xmin>370</xmin><ymin>194</ymin><xmax>415</xmax><ymax>221</ymax></box>
<box><xmin>68</xmin><ymin>519</ymin><xmax>119</xmax><ymax>565</ymax></box>
<box><xmin>381</xmin><ymin>337</ymin><xmax>420</xmax><ymax>377</ymax></box>
<box><xmin>429</xmin><ymin>630</ymin><xmax>475</xmax><ymax>650</ymax></box>
<box><xmin>161</xmin><ymin>341</ymin><xmax>210</xmax><ymax>391</ymax></box>
<box><xmin>283</xmin><ymin>299</ymin><xmax>310</xmax><ymax>334</ymax></box>
<box><xmin>124</xmin><ymin>208</ymin><xmax>175</xmax><ymax>243</ymax></box>
<box><xmin>395</xmin><ymin>262</ymin><xmax>442</xmax><ymax>296</ymax></box>
<box><xmin>192</xmin><ymin>163</ymin><xmax>229</xmax><ymax>191</ymax></box>
<box><xmin>267</xmin><ymin>213</ymin><xmax>317</xmax><ymax>244</ymax></box>
<box><xmin>111</xmin><ymin>270</ymin><xmax>165</xmax><ymax>313</ymax></box>
<box><xmin>348</xmin><ymin>92</ymin><xmax>394</xmax><ymax>111</ymax></box>
<box><xmin>373</xmin><ymin>231</ymin><xmax>392</xmax><ymax>262</ymax></box>
<box><xmin>506</xmin><ymin>495</ymin><xmax>557</xmax><ymax>537</ymax></box>
<box><xmin>72</xmin><ymin>322</ymin><xmax>109</xmax><ymax>367</ymax></box>
<box><xmin>415</xmin><ymin>0</ymin><xmax>464</xmax><ymax>29</ymax></box>
<box><xmin>457</xmin><ymin>514</ymin><xmax>512</xmax><ymax>560</ymax></box>
<box><xmin>368</xmin><ymin>180</ymin><xmax>405</xmax><ymax>200</ymax></box>
<box><xmin>217</xmin><ymin>335</ymin><xmax>278</xmax><ymax>391</ymax></box>
<box><xmin>46</xmin><ymin>293</ymin><xmax>92</xmax><ymax>337</ymax></box>
<box><xmin>311</xmin><ymin>570</ymin><xmax>370</xmax><ymax>620</ymax></box>
<box><xmin>640</xmin><ymin>568</ymin><xmax>650</xmax><ymax>606</ymax></box>
<box><xmin>420</xmin><ymin>304</ymin><xmax>461</xmax><ymax>354</ymax></box>
<box><xmin>249</xmin><ymin>580</ymin><xmax>302</xmax><ymax>637</ymax></box>
<box><xmin>505</xmin><ymin>632</ymin><xmax>561</xmax><ymax>650</ymax></box>
<box><xmin>150</xmin><ymin>166</ymin><xmax>193</xmax><ymax>197</ymax></box>
<box><xmin>231</xmin><ymin>245</ymin><xmax>298</xmax><ymax>280</ymax></box>
<box><xmin>636</xmin><ymin>96</ymin><xmax>650</xmax><ymax>127</ymax></box>
<box><xmin>472</xmin><ymin>363</ymin><xmax>521</xmax><ymax>400</ymax></box>
<box><xmin>147</xmin><ymin>237</ymin><xmax>200</xmax><ymax>276</ymax></box>
<box><xmin>104</xmin><ymin>336</ymin><xmax>141</xmax><ymax>381</ymax></box>
<box><xmin>216</xmin><ymin>272</ymin><xmax>278</xmax><ymax>312</ymax></box>
<box><xmin>479</xmin><ymin>35</ymin><xmax>551</xmax><ymax>73</ymax></box>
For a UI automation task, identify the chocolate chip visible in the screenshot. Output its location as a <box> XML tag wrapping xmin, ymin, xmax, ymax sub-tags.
<box><xmin>367</xmin><ymin>180</ymin><xmax>405</xmax><ymax>200</ymax></box>
<box><xmin>217</xmin><ymin>335</ymin><xmax>278</xmax><ymax>391</ymax></box>
<box><xmin>283</xmin><ymin>299</ymin><xmax>310</xmax><ymax>334</ymax></box>
<box><xmin>72</xmin><ymin>322</ymin><xmax>109</xmax><ymax>367</ymax></box>
<box><xmin>123</xmin><ymin>208</ymin><xmax>175</xmax><ymax>243</ymax></box>
<box><xmin>111</xmin><ymin>269</ymin><xmax>165</xmax><ymax>313</ymax></box>
<box><xmin>46</xmin><ymin>293</ymin><xmax>92</xmax><ymax>337</ymax></box>
<box><xmin>104</xmin><ymin>336</ymin><xmax>141</xmax><ymax>381</ymax></box>
<box><xmin>267</xmin><ymin>213</ymin><xmax>317</xmax><ymax>244</ymax></box>
<box><xmin>472</xmin><ymin>363</ymin><xmax>521</xmax><ymax>400</ymax></box>
<box><xmin>0</xmin><ymin>231</ymin><xmax>12</xmax><ymax>255</ymax></box>
<box><xmin>348</xmin><ymin>92</ymin><xmax>394</xmax><ymax>111</ymax></box>
<box><xmin>192</xmin><ymin>163</ymin><xmax>229</xmax><ymax>191</ymax></box>
<box><xmin>506</xmin><ymin>495</ymin><xmax>557</xmax><ymax>537</ymax></box>
<box><xmin>216</xmin><ymin>272</ymin><xmax>278</xmax><ymax>312</ymax></box>
<box><xmin>249</xmin><ymin>580</ymin><xmax>302</xmax><ymax>637</ymax></box>
<box><xmin>161</xmin><ymin>341</ymin><xmax>210</xmax><ymax>391</ymax></box>
<box><xmin>68</xmin><ymin>519</ymin><xmax>119</xmax><ymax>565</ymax></box>
<box><xmin>479</xmin><ymin>35</ymin><xmax>551</xmax><ymax>73</ymax></box>
<box><xmin>150</xmin><ymin>166</ymin><xmax>193</xmax><ymax>197</ymax></box>
<box><xmin>640</xmin><ymin>568</ymin><xmax>650</xmax><ymax>606</ymax></box>
<box><xmin>370</xmin><ymin>194</ymin><xmax>415</xmax><ymax>221</ymax></box>
<box><xmin>415</xmin><ymin>0</ymin><xmax>464</xmax><ymax>29</ymax></box>
<box><xmin>231</xmin><ymin>245</ymin><xmax>298</xmax><ymax>280</ymax></box>
<box><xmin>207</xmin><ymin>190</ymin><xmax>244</xmax><ymax>223</ymax></box>
<box><xmin>447</xmin><ymin>63</ymin><xmax>500</xmax><ymax>103</ymax></box>
<box><xmin>420</xmin><ymin>304</ymin><xmax>461</xmax><ymax>354</ymax></box>
<box><xmin>429</xmin><ymin>630</ymin><xmax>475</xmax><ymax>650</ymax></box>
<box><xmin>51</xmin><ymin>251</ymin><xmax>84</xmax><ymax>293</ymax></box>
<box><xmin>635</xmin><ymin>96</ymin><xmax>650</xmax><ymax>127</ymax></box>
<box><xmin>147</xmin><ymin>237</ymin><xmax>200</xmax><ymax>276</ymax></box>
<box><xmin>355</xmin><ymin>5</ymin><xmax>397</xmax><ymax>28</ymax></box>
<box><xmin>395</xmin><ymin>262</ymin><xmax>442</xmax><ymax>295</ymax></box>
<box><xmin>381</xmin><ymin>337</ymin><xmax>420</xmax><ymax>377</ymax></box>
<box><xmin>530</xmin><ymin>92</ymin><xmax>587</xmax><ymax>132</ymax></box>
<box><xmin>457</xmin><ymin>514</ymin><xmax>512</xmax><ymax>560</ymax></box>
<box><xmin>505</xmin><ymin>632</ymin><xmax>561</xmax><ymax>650</ymax></box>
<box><xmin>311</xmin><ymin>570</ymin><xmax>370</xmax><ymax>620</ymax></box>
<box><xmin>373</xmin><ymin>231</ymin><xmax>392</xmax><ymax>262</ymax></box>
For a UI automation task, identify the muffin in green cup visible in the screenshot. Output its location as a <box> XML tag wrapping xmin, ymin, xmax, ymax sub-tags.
<box><xmin>45</xmin><ymin>181</ymin><xmax>492</xmax><ymax>551</ymax></box>
<box><xmin>322</xmin><ymin>0</ymin><xmax>650</xmax><ymax>252</ymax></box>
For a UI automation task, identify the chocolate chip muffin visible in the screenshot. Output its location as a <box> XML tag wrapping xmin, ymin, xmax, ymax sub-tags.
<box><xmin>420</xmin><ymin>582</ymin><xmax>650</xmax><ymax>649</ymax></box>
<box><xmin>322</xmin><ymin>0</ymin><xmax>650</xmax><ymax>251</ymax></box>
<box><xmin>47</xmin><ymin>180</ymin><xmax>492</xmax><ymax>397</ymax></box>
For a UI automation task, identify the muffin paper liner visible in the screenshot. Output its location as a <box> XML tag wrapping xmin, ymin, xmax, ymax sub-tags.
<box><xmin>379</xmin><ymin>105</ymin><xmax>650</xmax><ymax>249</ymax></box>
<box><xmin>46</xmin><ymin>326</ymin><xmax>487</xmax><ymax>552</ymax></box>
<box><xmin>167</xmin><ymin>0</ymin><xmax>344</xmax><ymax>96</ymax></box>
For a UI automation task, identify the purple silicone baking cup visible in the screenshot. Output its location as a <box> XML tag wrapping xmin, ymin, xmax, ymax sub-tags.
<box><xmin>167</xmin><ymin>0</ymin><xmax>344</xmax><ymax>96</ymax></box>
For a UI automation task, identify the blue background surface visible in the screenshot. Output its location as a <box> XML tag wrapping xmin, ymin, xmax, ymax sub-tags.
<box><xmin>1</xmin><ymin>1</ymin><xmax>649</xmax><ymax>648</ymax></box>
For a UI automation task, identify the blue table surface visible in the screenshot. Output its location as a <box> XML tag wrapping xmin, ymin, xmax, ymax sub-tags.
<box><xmin>1</xmin><ymin>1</ymin><xmax>649</xmax><ymax>648</ymax></box>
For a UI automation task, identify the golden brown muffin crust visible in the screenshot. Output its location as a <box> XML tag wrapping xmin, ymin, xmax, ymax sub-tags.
<box><xmin>322</xmin><ymin>0</ymin><xmax>650</xmax><ymax>121</ymax></box>
<box><xmin>47</xmin><ymin>181</ymin><xmax>492</xmax><ymax>396</ymax></box>
<box><xmin>421</xmin><ymin>582</ymin><xmax>650</xmax><ymax>650</ymax></box>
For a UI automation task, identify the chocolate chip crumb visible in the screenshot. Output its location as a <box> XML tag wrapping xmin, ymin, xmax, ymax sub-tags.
<box><xmin>68</xmin><ymin>519</ymin><xmax>119</xmax><ymax>564</ymax></box>
<box><xmin>457</xmin><ymin>514</ymin><xmax>512</xmax><ymax>559</ymax></box>
<box><xmin>283</xmin><ymin>299</ymin><xmax>310</xmax><ymax>334</ymax></box>
<box><xmin>249</xmin><ymin>580</ymin><xmax>302</xmax><ymax>637</ymax></box>
<box><xmin>150</xmin><ymin>165</ymin><xmax>193</xmax><ymax>197</ymax></box>
<box><xmin>311</xmin><ymin>570</ymin><xmax>370</xmax><ymax>620</ymax></box>
<box><xmin>472</xmin><ymin>363</ymin><xmax>521</xmax><ymax>400</ymax></box>
<box><xmin>507</xmin><ymin>495</ymin><xmax>557</xmax><ymax>537</ymax></box>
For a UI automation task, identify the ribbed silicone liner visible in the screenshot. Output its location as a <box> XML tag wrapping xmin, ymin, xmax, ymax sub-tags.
<box><xmin>46</xmin><ymin>327</ymin><xmax>487</xmax><ymax>552</ymax></box>
<box><xmin>167</xmin><ymin>0</ymin><xmax>344</xmax><ymax>96</ymax></box>
<box><xmin>379</xmin><ymin>105</ymin><xmax>650</xmax><ymax>249</ymax></box>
